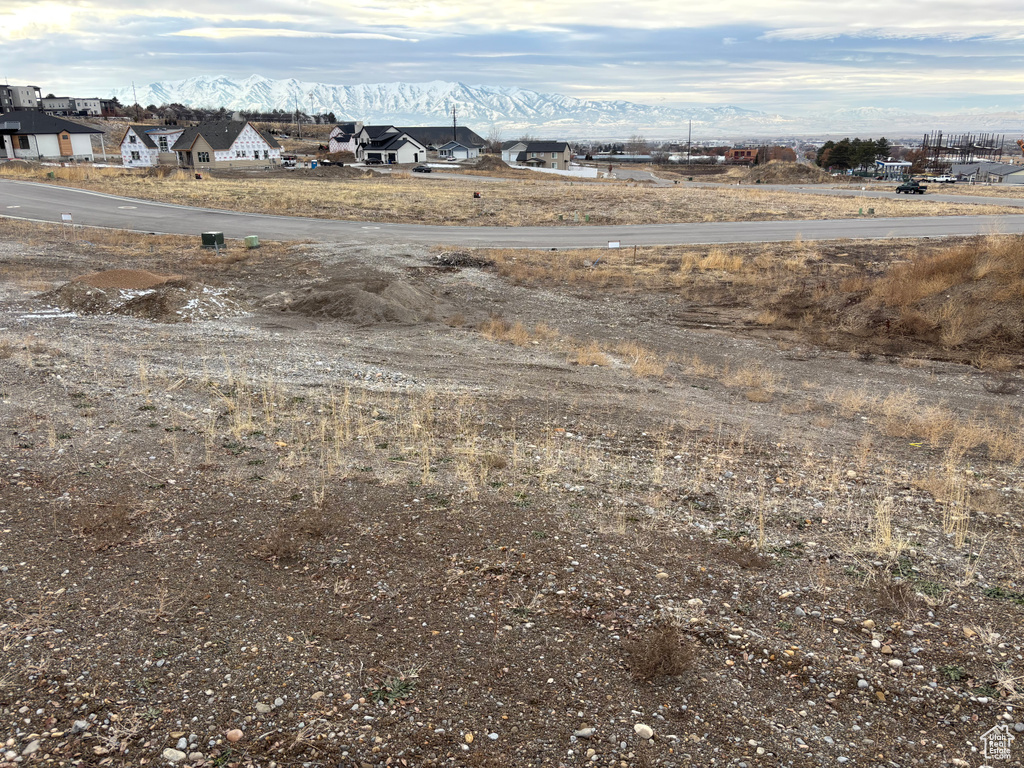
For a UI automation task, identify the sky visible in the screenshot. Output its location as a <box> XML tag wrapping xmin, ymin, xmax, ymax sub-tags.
<box><xmin>4</xmin><ymin>0</ymin><xmax>1024</xmax><ymax>115</ymax></box>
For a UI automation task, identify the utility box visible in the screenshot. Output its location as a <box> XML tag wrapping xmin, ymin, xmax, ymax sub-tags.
<box><xmin>201</xmin><ymin>231</ymin><xmax>224</xmax><ymax>248</ymax></box>
<box><xmin>244</xmin><ymin>235</ymin><xmax>260</xmax><ymax>249</ymax></box>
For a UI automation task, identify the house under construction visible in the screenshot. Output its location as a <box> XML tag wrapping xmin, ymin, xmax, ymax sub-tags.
<box><xmin>921</xmin><ymin>131</ymin><xmax>1006</xmax><ymax>169</ymax></box>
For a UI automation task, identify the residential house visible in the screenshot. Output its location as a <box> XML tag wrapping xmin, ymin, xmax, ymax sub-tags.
<box><xmin>120</xmin><ymin>125</ymin><xmax>187</xmax><ymax>168</ymax></box>
<box><xmin>0</xmin><ymin>84</ymin><xmax>42</xmax><ymax>112</ymax></box>
<box><xmin>328</xmin><ymin>121</ymin><xmax>363</xmax><ymax>154</ymax></box>
<box><xmin>501</xmin><ymin>141</ymin><xmax>572</xmax><ymax>170</ymax></box>
<box><xmin>400</xmin><ymin>126</ymin><xmax>485</xmax><ymax>152</ymax></box>
<box><xmin>0</xmin><ymin>111</ymin><xmax>101</xmax><ymax>161</ymax></box>
<box><xmin>354</xmin><ymin>126</ymin><xmax>427</xmax><ymax>165</ymax></box>
<box><xmin>171</xmin><ymin>120</ymin><xmax>282</xmax><ymax>170</ymax></box>
<box><xmin>436</xmin><ymin>140</ymin><xmax>479</xmax><ymax>160</ymax></box>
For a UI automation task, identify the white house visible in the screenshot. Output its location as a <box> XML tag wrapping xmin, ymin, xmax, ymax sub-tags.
<box><xmin>120</xmin><ymin>125</ymin><xmax>187</xmax><ymax>168</ymax></box>
<box><xmin>171</xmin><ymin>120</ymin><xmax>282</xmax><ymax>170</ymax></box>
<box><xmin>355</xmin><ymin>126</ymin><xmax>427</xmax><ymax>165</ymax></box>
<box><xmin>0</xmin><ymin>111</ymin><xmax>101</xmax><ymax>161</ymax></box>
<box><xmin>328</xmin><ymin>121</ymin><xmax>362</xmax><ymax>154</ymax></box>
<box><xmin>437</xmin><ymin>140</ymin><xmax>479</xmax><ymax>160</ymax></box>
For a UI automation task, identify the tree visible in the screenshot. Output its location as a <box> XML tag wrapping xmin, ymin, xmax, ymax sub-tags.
<box><xmin>486</xmin><ymin>124</ymin><xmax>503</xmax><ymax>153</ymax></box>
<box><xmin>626</xmin><ymin>134</ymin><xmax>649</xmax><ymax>155</ymax></box>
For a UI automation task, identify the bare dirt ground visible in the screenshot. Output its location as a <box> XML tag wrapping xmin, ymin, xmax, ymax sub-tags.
<box><xmin>1</xmin><ymin>221</ymin><xmax>1023</xmax><ymax>768</ymax></box>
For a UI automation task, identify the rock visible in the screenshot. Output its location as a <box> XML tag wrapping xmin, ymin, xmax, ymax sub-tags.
<box><xmin>862</xmin><ymin>619</ymin><xmax>875</xmax><ymax>629</ymax></box>
<box><xmin>857</xmin><ymin>679</ymin><xmax>869</xmax><ymax>689</ymax></box>
<box><xmin>686</xmin><ymin>598</ymin><xmax>703</xmax><ymax>607</ymax></box>
<box><xmin>255</xmin><ymin>703</ymin><xmax>272</xmax><ymax>714</ymax></box>
<box><xmin>488</xmin><ymin>733</ymin><xmax>498</xmax><ymax>740</ymax></box>
<box><xmin>162</xmin><ymin>748</ymin><xmax>187</xmax><ymax>763</ymax></box>
<box><xmin>71</xmin><ymin>720</ymin><xmax>89</xmax><ymax>734</ymax></box>
<box><xmin>226</xmin><ymin>729</ymin><xmax>243</xmax><ymax>743</ymax></box>
<box><xmin>794</xmin><ymin>607</ymin><xmax>806</xmax><ymax>617</ymax></box>
<box><xmin>634</xmin><ymin>723</ymin><xmax>654</xmax><ymax>740</ymax></box>
<box><xmin>311</xmin><ymin>691</ymin><xmax>325</xmax><ymax>701</ymax></box>
<box><xmin>188</xmin><ymin>753</ymin><xmax>204</xmax><ymax>762</ymax></box>
<box><xmin>465</xmin><ymin>733</ymin><xmax>473</xmax><ymax>744</ymax></box>
<box><xmin>655</xmin><ymin>572</ymin><xmax>669</xmax><ymax>580</ymax></box>
<box><xmin>574</xmin><ymin>728</ymin><xmax>596</xmax><ymax>739</ymax></box>
<box><xmin>889</xmin><ymin>659</ymin><xmax>904</xmax><ymax>670</ymax></box>
<box><xmin>273</xmin><ymin>697</ymin><xmax>285</xmax><ymax>708</ymax></box>
<box><xmin>176</xmin><ymin>737</ymin><xmax>188</xmax><ymax>751</ymax></box>
<box><xmin>881</xmin><ymin>645</ymin><xmax>893</xmax><ymax>654</ymax></box>
<box><xmin>22</xmin><ymin>741</ymin><xmax>40</xmax><ymax>756</ymax></box>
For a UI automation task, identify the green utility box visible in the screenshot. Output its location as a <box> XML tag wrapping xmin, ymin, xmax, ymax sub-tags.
<box><xmin>244</xmin><ymin>235</ymin><xmax>260</xmax><ymax>249</ymax></box>
<box><xmin>201</xmin><ymin>231</ymin><xmax>225</xmax><ymax>248</ymax></box>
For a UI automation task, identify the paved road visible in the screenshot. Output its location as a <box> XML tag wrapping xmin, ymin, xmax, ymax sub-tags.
<box><xmin>4</xmin><ymin>178</ymin><xmax>1024</xmax><ymax>248</ymax></box>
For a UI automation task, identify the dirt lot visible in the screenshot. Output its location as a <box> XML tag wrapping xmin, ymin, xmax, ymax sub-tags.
<box><xmin>1</xmin><ymin>221</ymin><xmax>1023</xmax><ymax>767</ymax></box>
<box><xmin>3</xmin><ymin>163</ymin><xmax>1023</xmax><ymax>228</ymax></box>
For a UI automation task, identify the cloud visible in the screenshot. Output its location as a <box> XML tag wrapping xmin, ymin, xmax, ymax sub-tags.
<box><xmin>168</xmin><ymin>27</ymin><xmax>416</xmax><ymax>41</ymax></box>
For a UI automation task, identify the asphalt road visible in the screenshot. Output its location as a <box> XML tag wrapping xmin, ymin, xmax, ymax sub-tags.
<box><xmin>4</xmin><ymin>178</ymin><xmax>1024</xmax><ymax>248</ymax></box>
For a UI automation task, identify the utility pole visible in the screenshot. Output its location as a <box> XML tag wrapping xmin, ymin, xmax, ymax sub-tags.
<box><xmin>687</xmin><ymin>119</ymin><xmax>691</xmax><ymax>165</ymax></box>
<box><xmin>132</xmin><ymin>81</ymin><xmax>140</xmax><ymax>121</ymax></box>
<box><xmin>294</xmin><ymin>90</ymin><xmax>301</xmax><ymax>139</ymax></box>
<box><xmin>452</xmin><ymin>106</ymin><xmax>457</xmax><ymax>142</ymax></box>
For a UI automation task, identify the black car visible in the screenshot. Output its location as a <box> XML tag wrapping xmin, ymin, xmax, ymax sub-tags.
<box><xmin>896</xmin><ymin>179</ymin><xmax>928</xmax><ymax>194</ymax></box>
<box><xmin>364</xmin><ymin>158</ymin><xmax>383</xmax><ymax>165</ymax></box>
<box><xmin>412</xmin><ymin>165</ymin><xmax>432</xmax><ymax>173</ymax></box>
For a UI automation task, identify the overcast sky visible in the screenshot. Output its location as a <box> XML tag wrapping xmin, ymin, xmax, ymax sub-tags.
<box><xmin>4</xmin><ymin>0</ymin><xmax>1024</xmax><ymax>114</ymax></box>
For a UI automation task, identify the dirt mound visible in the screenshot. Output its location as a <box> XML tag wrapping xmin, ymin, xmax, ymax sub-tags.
<box><xmin>42</xmin><ymin>278</ymin><xmax>247</xmax><ymax>323</ymax></box>
<box><xmin>286</xmin><ymin>277</ymin><xmax>452</xmax><ymax>325</ymax></box>
<box><xmin>288</xmin><ymin>165</ymin><xmax>375</xmax><ymax>179</ymax></box>
<box><xmin>73</xmin><ymin>269</ymin><xmax>180</xmax><ymax>290</ymax></box>
<box><xmin>742</xmin><ymin>161</ymin><xmax>833</xmax><ymax>184</ymax></box>
<box><xmin>473</xmin><ymin>155</ymin><xmax>510</xmax><ymax>171</ymax></box>
<box><xmin>118</xmin><ymin>280</ymin><xmax>249</xmax><ymax>323</ymax></box>
<box><xmin>432</xmin><ymin>251</ymin><xmax>493</xmax><ymax>268</ymax></box>
<box><xmin>2</xmin><ymin>159</ymin><xmax>34</xmax><ymax>171</ymax></box>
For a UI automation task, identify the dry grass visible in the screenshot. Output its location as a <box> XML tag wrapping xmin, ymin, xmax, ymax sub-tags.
<box><xmin>3</xmin><ymin>162</ymin><xmax>1021</xmax><ymax>227</ymax></box>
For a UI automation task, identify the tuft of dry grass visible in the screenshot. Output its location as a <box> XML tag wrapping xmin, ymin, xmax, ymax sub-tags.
<box><xmin>570</xmin><ymin>341</ymin><xmax>611</xmax><ymax>367</ymax></box>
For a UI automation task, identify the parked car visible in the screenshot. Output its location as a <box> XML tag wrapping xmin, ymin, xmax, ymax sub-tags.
<box><xmin>896</xmin><ymin>179</ymin><xmax>928</xmax><ymax>194</ymax></box>
<box><xmin>412</xmin><ymin>165</ymin><xmax>432</xmax><ymax>173</ymax></box>
<box><xmin>281</xmin><ymin>155</ymin><xmax>297</xmax><ymax>168</ymax></box>
<box><xmin>364</xmin><ymin>158</ymin><xmax>383</xmax><ymax>165</ymax></box>
<box><xmin>933</xmin><ymin>175</ymin><xmax>957</xmax><ymax>183</ymax></box>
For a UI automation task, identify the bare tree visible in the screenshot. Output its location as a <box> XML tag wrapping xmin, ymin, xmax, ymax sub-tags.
<box><xmin>485</xmin><ymin>124</ymin><xmax>503</xmax><ymax>153</ymax></box>
<box><xmin>626</xmin><ymin>134</ymin><xmax>649</xmax><ymax>156</ymax></box>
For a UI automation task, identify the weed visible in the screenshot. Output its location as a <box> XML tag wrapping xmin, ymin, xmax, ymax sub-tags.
<box><xmin>626</xmin><ymin>623</ymin><xmax>695</xmax><ymax>681</ymax></box>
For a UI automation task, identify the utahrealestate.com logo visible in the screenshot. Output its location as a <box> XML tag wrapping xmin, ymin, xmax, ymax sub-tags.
<box><xmin>981</xmin><ymin>724</ymin><xmax>1016</xmax><ymax>761</ymax></box>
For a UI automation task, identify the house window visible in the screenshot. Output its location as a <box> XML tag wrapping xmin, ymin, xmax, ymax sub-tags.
<box><xmin>62</xmin><ymin>134</ymin><xmax>69</xmax><ymax>141</ymax></box>
<box><xmin>18</xmin><ymin>136</ymin><xmax>29</xmax><ymax>150</ymax></box>
<box><xmin>197</xmin><ymin>151</ymin><xmax>210</xmax><ymax>163</ymax></box>
<box><xmin>130</xmin><ymin>151</ymin><xmax>140</xmax><ymax>161</ymax></box>
<box><xmin>551</xmin><ymin>162</ymin><xmax>556</xmax><ymax>168</ymax></box>
<box><xmin>531</xmin><ymin>152</ymin><xmax>537</xmax><ymax>158</ymax></box>
<box><xmin>263</xmin><ymin>150</ymin><xmax>269</xmax><ymax>159</ymax></box>
<box><xmin>552</xmin><ymin>152</ymin><xmax>556</xmax><ymax>158</ymax></box>
<box><xmin>129</xmin><ymin>135</ymin><xmax>136</xmax><ymax>143</ymax></box>
<box><xmin>236</xmin><ymin>150</ymin><xmax>244</xmax><ymax>158</ymax></box>
<box><xmin>158</xmin><ymin>137</ymin><xmax>168</xmax><ymax>151</ymax></box>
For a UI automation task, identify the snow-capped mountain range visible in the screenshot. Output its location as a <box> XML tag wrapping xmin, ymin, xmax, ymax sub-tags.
<box><xmin>110</xmin><ymin>75</ymin><xmax>1024</xmax><ymax>139</ymax></box>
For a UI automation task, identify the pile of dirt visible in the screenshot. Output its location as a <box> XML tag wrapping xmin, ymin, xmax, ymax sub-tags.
<box><xmin>432</xmin><ymin>250</ymin><xmax>493</xmax><ymax>268</ymax></box>
<box><xmin>286</xmin><ymin>276</ymin><xmax>452</xmax><ymax>325</ymax></box>
<box><xmin>288</xmin><ymin>165</ymin><xmax>375</xmax><ymax>179</ymax></box>
<box><xmin>73</xmin><ymin>268</ymin><xmax>180</xmax><ymax>290</ymax></box>
<box><xmin>473</xmin><ymin>155</ymin><xmax>510</xmax><ymax>171</ymax></box>
<box><xmin>1</xmin><ymin>159</ymin><xmax>34</xmax><ymax>172</ymax></box>
<box><xmin>117</xmin><ymin>280</ymin><xmax>249</xmax><ymax>323</ymax></box>
<box><xmin>42</xmin><ymin>273</ymin><xmax>248</xmax><ymax>323</ymax></box>
<box><xmin>742</xmin><ymin>161</ymin><xmax>833</xmax><ymax>184</ymax></box>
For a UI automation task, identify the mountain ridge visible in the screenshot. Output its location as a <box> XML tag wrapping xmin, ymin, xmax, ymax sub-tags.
<box><xmin>110</xmin><ymin>75</ymin><xmax>1024</xmax><ymax>139</ymax></box>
